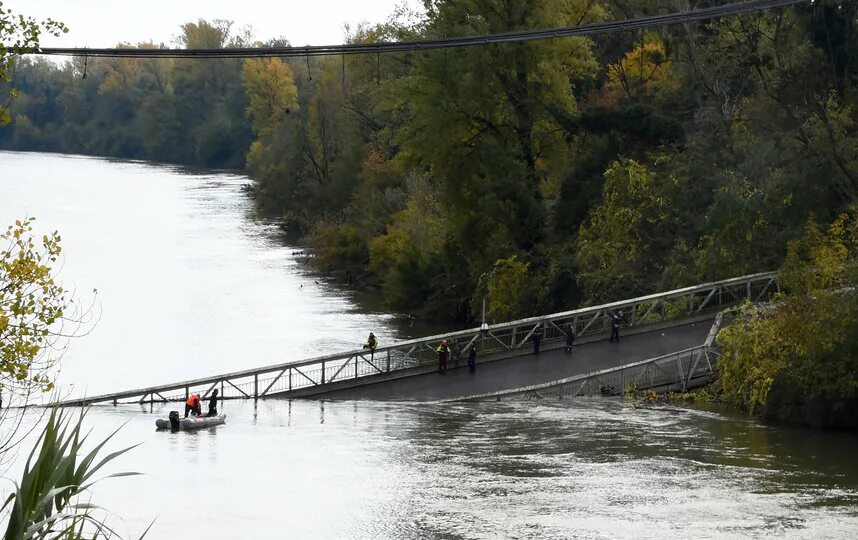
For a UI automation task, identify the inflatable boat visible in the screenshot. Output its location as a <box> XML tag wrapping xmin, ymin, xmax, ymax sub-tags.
<box><xmin>156</xmin><ymin>412</ymin><xmax>226</xmax><ymax>431</ymax></box>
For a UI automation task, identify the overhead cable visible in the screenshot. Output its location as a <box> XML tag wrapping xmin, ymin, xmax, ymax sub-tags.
<box><xmin>18</xmin><ymin>0</ymin><xmax>807</xmax><ymax>59</ymax></box>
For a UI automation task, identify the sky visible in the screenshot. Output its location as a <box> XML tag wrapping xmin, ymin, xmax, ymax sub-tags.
<box><xmin>8</xmin><ymin>0</ymin><xmax>424</xmax><ymax>48</ymax></box>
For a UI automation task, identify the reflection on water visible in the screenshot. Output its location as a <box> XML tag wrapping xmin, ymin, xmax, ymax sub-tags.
<box><xmin>73</xmin><ymin>399</ymin><xmax>858</xmax><ymax>539</ymax></box>
<box><xmin>2</xmin><ymin>152</ymin><xmax>857</xmax><ymax>538</ymax></box>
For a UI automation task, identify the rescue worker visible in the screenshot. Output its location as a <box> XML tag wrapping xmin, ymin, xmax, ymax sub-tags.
<box><xmin>452</xmin><ymin>339</ymin><xmax>462</xmax><ymax>366</ymax></box>
<box><xmin>468</xmin><ymin>344</ymin><xmax>477</xmax><ymax>374</ymax></box>
<box><xmin>207</xmin><ymin>388</ymin><xmax>219</xmax><ymax>417</ymax></box>
<box><xmin>363</xmin><ymin>332</ymin><xmax>378</xmax><ymax>361</ymax></box>
<box><xmin>532</xmin><ymin>325</ymin><xmax>544</xmax><ymax>355</ymax></box>
<box><xmin>185</xmin><ymin>393</ymin><xmax>202</xmax><ymax>418</ymax></box>
<box><xmin>437</xmin><ymin>339</ymin><xmax>451</xmax><ymax>374</ymax></box>
<box><xmin>565</xmin><ymin>324</ymin><xmax>576</xmax><ymax>353</ymax></box>
<box><xmin>610</xmin><ymin>310</ymin><xmax>624</xmax><ymax>342</ymax></box>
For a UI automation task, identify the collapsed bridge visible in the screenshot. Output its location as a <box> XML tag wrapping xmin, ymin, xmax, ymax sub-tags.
<box><xmin>55</xmin><ymin>272</ymin><xmax>777</xmax><ymax>406</ymax></box>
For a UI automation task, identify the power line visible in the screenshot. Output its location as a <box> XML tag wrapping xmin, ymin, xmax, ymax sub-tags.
<box><xmin>19</xmin><ymin>0</ymin><xmax>807</xmax><ymax>59</ymax></box>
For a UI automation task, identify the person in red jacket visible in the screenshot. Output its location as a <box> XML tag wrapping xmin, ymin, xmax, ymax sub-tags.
<box><xmin>185</xmin><ymin>393</ymin><xmax>202</xmax><ymax>418</ymax></box>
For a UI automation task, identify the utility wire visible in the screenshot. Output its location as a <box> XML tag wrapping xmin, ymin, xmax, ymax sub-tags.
<box><xmin>18</xmin><ymin>0</ymin><xmax>807</xmax><ymax>59</ymax></box>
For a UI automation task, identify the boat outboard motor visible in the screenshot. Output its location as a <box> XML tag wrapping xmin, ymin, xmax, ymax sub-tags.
<box><xmin>168</xmin><ymin>411</ymin><xmax>180</xmax><ymax>431</ymax></box>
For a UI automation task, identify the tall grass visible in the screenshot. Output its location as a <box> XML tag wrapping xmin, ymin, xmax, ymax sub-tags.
<box><xmin>2</xmin><ymin>408</ymin><xmax>148</xmax><ymax>540</ymax></box>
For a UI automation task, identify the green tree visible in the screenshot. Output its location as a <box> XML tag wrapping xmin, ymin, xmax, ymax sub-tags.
<box><xmin>483</xmin><ymin>256</ymin><xmax>529</xmax><ymax>321</ymax></box>
<box><xmin>717</xmin><ymin>210</ymin><xmax>858</xmax><ymax>427</ymax></box>
<box><xmin>0</xmin><ymin>2</ymin><xmax>66</xmax><ymax>124</ymax></box>
<box><xmin>576</xmin><ymin>159</ymin><xmax>674</xmax><ymax>302</ymax></box>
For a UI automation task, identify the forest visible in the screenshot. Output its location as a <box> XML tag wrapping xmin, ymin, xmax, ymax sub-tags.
<box><xmin>3</xmin><ymin>0</ymin><xmax>857</xmax><ymax>329</ymax></box>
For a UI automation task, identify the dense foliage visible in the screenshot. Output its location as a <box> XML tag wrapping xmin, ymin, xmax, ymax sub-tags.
<box><xmin>3</xmin><ymin>1</ymin><xmax>858</xmax><ymax>323</ymax></box>
<box><xmin>717</xmin><ymin>210</ymin><xmax>858</xmax><ymax>428</ymax></box>
<box><xmin>1</xmin><ymin>20</ymin><xmax>252</xmax><ymax>168</ymax></box>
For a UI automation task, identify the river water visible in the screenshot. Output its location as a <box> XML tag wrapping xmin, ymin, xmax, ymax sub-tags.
<box><xmin>2</xmin><ymin>151</ymin><xmax>858</xmax><ymax>539</ymax></box>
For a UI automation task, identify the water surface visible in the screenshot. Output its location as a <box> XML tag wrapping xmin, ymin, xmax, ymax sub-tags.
<box><xmin>1</xmin><ymin>151</ymin><xmax>402</xmax><ymax>398</ymax></box>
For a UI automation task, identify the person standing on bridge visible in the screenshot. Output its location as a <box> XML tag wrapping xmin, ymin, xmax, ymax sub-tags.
<box><xmin>468</xmin><ymin>344</ymin><xmax>477</xmax><ymax>373</ymax></box>
<box><xmin>185</xmin><ymin>393</ymin><xmax>202</xmax><ymax>418</ymax></box>
<box><xmin>565</xmin><ymin>324</ymin><xmax>576</xmax><ymax>353</ymax></box>
<box><xmin>609</xmin><ymin>310</ymin><xmax>625</xmax><ymax>343</ymax></box>
<box><xmin>437</xmin><ymin>339</ymin><xmax>451</xmax><ymax>374</ymax></box>
<box><xmin>532</xmin><ymin>325</ymin><xmax>544</xmax><ymax>355</ymax></box>
<box><xmin>451</xmin><ymin>339</ymin><xmax>462</xmax><ymax>366</ymax></box>
<box><xmin>363</xmin><ymin>332</ymin><xmax>378</xmax><ymax>361</ymax></box>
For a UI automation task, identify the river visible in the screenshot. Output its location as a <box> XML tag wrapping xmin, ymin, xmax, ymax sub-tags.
<box><xmin>2</xmin><ymin>151</ymin><xmax>858</xmax><ymax>539</ymax></box>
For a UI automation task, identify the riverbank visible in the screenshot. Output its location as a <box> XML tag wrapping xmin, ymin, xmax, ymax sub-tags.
<box><xmin>630</xmin><ymin>373</ymin><xmax>858</xmax><ymax>432</ymax></box>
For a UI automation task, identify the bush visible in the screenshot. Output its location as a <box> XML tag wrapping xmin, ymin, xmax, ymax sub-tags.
<box><xmin>716</xmin><ymin>210</ymin><xmax>858</xmax><ymax>427</ymax></box>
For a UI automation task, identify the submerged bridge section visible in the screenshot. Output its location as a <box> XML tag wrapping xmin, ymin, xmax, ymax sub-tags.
<box><xmin>56</xmin><ymin>272</ymin><xmax>777</xmax><ymax>406</ymax></box>
<box><xmin>452</xmin><ymin>313</ymin><xmax>725</xmax><ymax>402</ymax></box>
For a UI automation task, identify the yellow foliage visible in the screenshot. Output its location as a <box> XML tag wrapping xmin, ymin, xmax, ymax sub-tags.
<box><xmin>1</xmin><ymin>218</ymin><xmax>77</xmax><ymax>395</ymax></box>
<box><xmin>603</xmin><ymin>36</ymin><xmax>679</xmax><ymax>104</ymax></box>
<box><xmin>718</xmin><ymin>209</ymin><xmax>858</xmax><ymax>412</ymax></box>
<box><xmin>241</xmin><ymin>58</ymin><xmax>299</xmax><ymax>138</ymax></box>
<box><xmin>485</xmin><ymin>256</ymin><xmax>529</xmax><ymax>321</ymax></box>
<box><xmin>98</xmin><ymin>53</ymin><xmax>143</xmax><ymax>95</ymax></box>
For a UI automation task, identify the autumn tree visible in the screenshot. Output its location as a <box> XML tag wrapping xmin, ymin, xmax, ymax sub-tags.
<box><xmin>0</xmin><ymin>219</ymin><xmax>96</xmax><ymax>403</ymax></box>
<box><xmin>717</xmin><ymin>210</ymin><xmax>858</xmax><ymax>428</ymax></box>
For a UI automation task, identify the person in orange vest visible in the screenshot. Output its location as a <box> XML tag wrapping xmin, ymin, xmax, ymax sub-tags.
<box><xmin>185</xmin><ymin>393</ymin><xmax>202</xmax><ymax>418</ymax></box>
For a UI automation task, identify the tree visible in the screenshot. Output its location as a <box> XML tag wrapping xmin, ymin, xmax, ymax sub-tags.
<box><xmin>0</xmin><ymin>219</ymin><xmax>97</xmax><ymax>455</ymax></box>
<box><xmin>602</xmin><ymin>33</ymin><xmax>680</xmax><ymax>105</ymax></box>
<box><xmin>717</xmin><ymin>210</ymin><xmax>858</xmax><ymax>427</ymax></box>
<box><xmin>0</xmin><ymin>221</ymin><xmax>140</xmax><ymax>536</ymax></box>
<box><xmin>483</xmin><ymin>256</ymin><xmax>529</xmax><ymax>321</ymax></box>
<box><xmin>0</xmin><ymin>3</ymin><xmax>66</xmax><ymax>125</ymax></box>
<box><xmin>242</xmin><ymin>58</ymin><xmax>298</xmax><ymax>139</ymax></box>
<box><xmin>576</xmin><ymin>159</ymin><xmax>673</xmax><ymax>302</ymax></box>
<box><xmin>241</xmin><ymin>57</ymin><xmax>305</xmax><ymax>219</ymax></box>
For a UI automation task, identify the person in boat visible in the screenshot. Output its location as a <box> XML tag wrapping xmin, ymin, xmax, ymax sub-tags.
<box><xmin>437</xmin><ymin>339</ymin><xmax>450</xmax><ymax>374</ymax></box>
<box><xmin>185</xmin><ymin>393</ymin><xmax>202</xmax><ymax>418</ymax></box>
<box><xmin>207</xmin><ymin>388</ymin><xmax>219</xmax><ymax>417</ymax></box>
<box><xmin>363</xmin><ymin>332</ymin><xmax>378</xmax><ymax>361</ymax></box>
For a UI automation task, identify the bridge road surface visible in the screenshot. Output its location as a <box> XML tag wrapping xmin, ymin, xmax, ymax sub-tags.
<box><xmin>317</xmin><ymin>321</ymin><xmax>713</xmax><ymax>401</ymax></box>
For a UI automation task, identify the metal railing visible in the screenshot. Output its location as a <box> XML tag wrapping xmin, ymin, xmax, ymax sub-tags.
<box><xmin>55</xmin><ymin>271</ymin><xmax>776</xmax><ymax>406</ymax></box>
<box><xmin>454</xmin><ymin>346</ymin><xmax>721</xmax><ymax>401</ymax></box>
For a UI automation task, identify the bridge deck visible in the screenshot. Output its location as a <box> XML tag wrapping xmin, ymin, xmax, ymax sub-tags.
<box><xmin>318</xmin><ymin>320</ymin><xmax>711</xmax><ymax>400</ymax></box>
<box><xmin>51</xmin><ymin>271</ymin><xmax>775</xmax><ymax>407</ymax></box>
